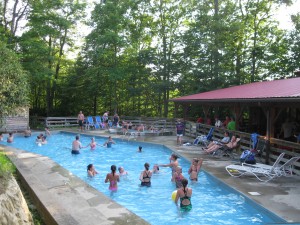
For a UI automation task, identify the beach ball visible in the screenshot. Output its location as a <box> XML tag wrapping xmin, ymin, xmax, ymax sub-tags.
<box><xmin>171</xmin><ymin>190</ymin><xmax>177</xmax><ymax>202</ymax></box>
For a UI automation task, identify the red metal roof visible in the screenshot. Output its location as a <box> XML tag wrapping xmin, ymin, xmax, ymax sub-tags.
<box><xmin>171</xmin><ymin>77</ymin><xmax>300</xmax><ymax>102</ymax></box>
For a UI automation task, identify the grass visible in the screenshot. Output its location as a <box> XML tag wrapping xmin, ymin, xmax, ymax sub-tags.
<box><xmin>0</xmin><ymin>151</ymin><xmax>16</xmax><ymax>194</ymax></box>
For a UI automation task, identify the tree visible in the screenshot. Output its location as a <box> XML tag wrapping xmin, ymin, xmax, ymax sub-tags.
<box><xmin>0</xmin><ymin>42</ymin><xmax>29</xmax><ymax>117</ymax></box>
<box><xmin>19</xmin><ymin>0</ymin><xmax>86</xmax><ymax>115</ymax></box>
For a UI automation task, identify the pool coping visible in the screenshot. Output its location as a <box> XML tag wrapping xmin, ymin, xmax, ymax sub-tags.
<box><xmin>1</xmin><ymin>138</ymin><xmax>149</xmax><ymax>225</ymax></box>
<box><xmin>1</xmin><ymin>130</ymin><xmax>300</xmax><ymax>224</ymax></box>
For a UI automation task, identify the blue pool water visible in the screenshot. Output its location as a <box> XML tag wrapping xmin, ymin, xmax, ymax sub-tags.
<box><xmin>2</xmin><ymin>132</ymin><xmax>284</xmax><ymax>225</ymax></box>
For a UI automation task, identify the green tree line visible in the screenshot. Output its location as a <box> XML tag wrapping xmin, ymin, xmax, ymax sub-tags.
<box><xmin>1</xmin><ymin>0</ymin><xmax>299</xmax><ymax>118</ymax></box>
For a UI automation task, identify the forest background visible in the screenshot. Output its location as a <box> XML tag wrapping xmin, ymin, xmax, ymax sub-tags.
<box><xmin>1</xmin><ymin>0</ymin><xmax>300</xmax><ymax>119</ymax></box>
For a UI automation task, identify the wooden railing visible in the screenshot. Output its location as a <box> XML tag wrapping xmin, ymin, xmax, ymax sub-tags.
<box><xmin>184</xmin><ymin>121</ymin><xmax>300</xmax><ymax>175</ymax></box>
<box><xmin>0</xmin><ymin>116</ymin><xmax>29</xmax><ymax>132</ymax></box>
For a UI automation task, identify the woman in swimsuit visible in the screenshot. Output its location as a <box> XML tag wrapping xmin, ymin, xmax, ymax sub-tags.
<box><xmin>103</xmin><ymin>136</ymin><xmax>116</xmax><ymax>148</ymax></box>
<box><xmin>139</xmin><ymin>163</ymin><xmax>152</xmax><ymax>187</ymax></box>
<box><xmin>87</xmin><ymin>164</ymin><xmax>98</xmax><ymax>177</ymax></box>
<box><xmin>158</xmin><ymin>153</ymin><xmax>179</xmax><ymax>176</ymax></box>
<box><xmin>105</xmin><ymin>165</ymin><xmax>120</xmax><ymax>191</ymax></box>
<box><xmin>175</xmin><ymin>178</ymin><xmax>192</xmax><ymax>211</ymax></box>
<box><xmin>172</xmin><ymin>166</ymin><xmax>185</xmax><ymax>188</ymax></box>
<box><xmin>188</xmin><ymin>158</ymin><xmax>203</xmax><ymax>181</ymax></box>
<box><xmin>86</xmin><ymin>137</ymin><xmax>100</xmax><ymax>150</ymax></box>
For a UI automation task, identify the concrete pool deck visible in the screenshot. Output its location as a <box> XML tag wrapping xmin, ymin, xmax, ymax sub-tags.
<box><xmin>2</xmin><ymin>129</ymin><xmax>300</xmax><ymax>224</ymax></box>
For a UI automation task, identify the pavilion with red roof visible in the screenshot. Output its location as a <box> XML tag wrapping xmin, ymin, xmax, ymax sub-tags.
<box><xmin>170</xmin><ymin>77</ymin><xmax>300</xmax><ymax>139</ymax></box>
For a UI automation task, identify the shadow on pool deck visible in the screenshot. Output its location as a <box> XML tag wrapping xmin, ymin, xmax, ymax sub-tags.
<box><xmin>2</xmin><ymin>128</ymin><xmax>300</xmax><ymax>224</ymax></box>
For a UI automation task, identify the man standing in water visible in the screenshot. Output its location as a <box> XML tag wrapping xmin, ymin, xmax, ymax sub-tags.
<box><xmin>77</xmin><ymin>111</ymin><xmax>85</xmax><ymax>132</ymax></box>
<box><xmin>72</xmin><ymin>135</ymin><xmax>83</xmax><ymax>154</ymax></box>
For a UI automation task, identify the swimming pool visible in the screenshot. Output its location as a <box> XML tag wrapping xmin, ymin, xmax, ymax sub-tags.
<box><xmin>2</xmin><ymin>132</ymin><xmax>285</xmax><ymax>225</ymax></box>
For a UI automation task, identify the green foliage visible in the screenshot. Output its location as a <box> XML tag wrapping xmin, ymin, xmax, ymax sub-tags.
<box><xmin>0</xmin><ymin>152</ymin><xmax>15</xmax><ymax>174</ymax></box>
<box><xmin>4</xmin><ymin>0</ymin><xmax>299</xmax><ymax>118</ymax></box>
<box><xmin>0</xmin><ymin>42</ymin><xmax>29</xmax><ymax>117</ymax></box>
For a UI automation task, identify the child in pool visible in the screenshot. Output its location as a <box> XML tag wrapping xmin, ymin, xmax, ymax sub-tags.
<box><xmin>105</xmin><ymin>165</ymin><xmax>119</xmax><ymax>191</ymax></box>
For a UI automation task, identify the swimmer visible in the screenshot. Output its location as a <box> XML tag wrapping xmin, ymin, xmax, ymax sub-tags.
<box><xmin>152</xmin><ymin>164</ymin><xmax>160</xmax><ymax>174</ymax></box>
<box><xmin>85</xmin><ymin>137</ymin><xmax>100</xmax><ymax>150</ymax></box>
<box><xmin>0</xmin><ymin>133</ymin><xmax>3</xmax><ymax>141</ymax></box>
<box><xmin>103</xmin><ymin>136</ymin><xmax>115</xmax><ymax>148</ymax></box>
<box><xmin>118</xmin><ymin>166</ymin><xmax>128</xmax><ymax>176</ymax></box>
<box><xmin>105</xmin><ymin>165</ymin><xmax>119</xmax><ymax>191</ymax></box>
<box><xmin>41</xmin><ymin>136</ymin><xmax>47</xmax><ymax>145</ymax></box>
<box><xmin>71</xmin><ymin>135</ymin><xmax>83</xmax><ymax>154</ymax></box>
<box><xmin>87</xmin><ymin>164</ymin><xmax>98</xmax><ymax>177</ymax></box>
<box><xmin>137</xmin><ymin>146</ymin><xmax>142</xmax><ymax>152</ymax></box>
<box><xmin>188</xmin><ymin>158</ymin><xmax>203</xmax><ymax>181</ymax></box>
<box><xmin>140</xmin><ymin>163</ymin><xmax>152</xmax><ymax>187</ymax></box>
<box><xmin>45</xmin><ymin>127</ymin><xmax>51</xmax><ymax>136</ymax></box>
<box><xmin>36</xmin><ymin>135</ymin><xmax>42</xmax><ymax>144</ymax></box>
<box><xmin>175</xmin><ymin>178</ymin><xmax>192</xmax><ymax>211</ymax></box>
<box><xmin>172</xmin><ymin>166</ymin><xmax>185</xmax><ymax>188</ymax></box>
<box><xmin>7</xmin><ymin>133</ymin><xmax>14</xmax><ymax>143</ymax></box>
<box><xmin>24</xmin><ymin>127</ymin><xmax>31</xmax><ymax>137</ymax></box>
<box><xmin>158</xmin><ymin>153</ymin><xmax>179</xmax><ymax>175</ymax></box>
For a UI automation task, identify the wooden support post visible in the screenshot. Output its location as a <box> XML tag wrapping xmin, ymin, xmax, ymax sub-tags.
<box><xmin>265</xmin><ymin>108</ymin><xmax>271</xmax><ymax>164</ymax></box>
<box><xmin>174</xmin><ymin>103</ymin><xmax>179</xmax><ymax>118</ymax></box>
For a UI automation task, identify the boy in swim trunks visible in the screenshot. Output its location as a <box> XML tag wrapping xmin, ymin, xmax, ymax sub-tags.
<box><xmin>77</xmin><ymin>111</ymin><xmax>85</xmax><ymax>132</ymax></box>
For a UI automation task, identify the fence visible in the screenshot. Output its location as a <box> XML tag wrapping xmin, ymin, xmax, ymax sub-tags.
<box><xmin>184</xmin><ymin>121</ymin><xmax>300</xmax><ymax>175</ymax></box>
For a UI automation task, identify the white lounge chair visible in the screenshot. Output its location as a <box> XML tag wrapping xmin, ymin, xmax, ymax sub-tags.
<box><xmin>243</xmin><ymin>155</ymin><xmax>300</xmax><ymax>178</ymax></box>
<box><xmin>225</xmin><ymin>153</ymin><xmax>285</xmax><ymax>182</ymax></box>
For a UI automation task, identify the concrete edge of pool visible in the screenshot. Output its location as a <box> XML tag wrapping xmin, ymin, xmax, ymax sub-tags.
<box><xmin>1</xmin><ymin>130</ymin><xmax>300</xmax><ymax>224</ymax></box>
<box><xmin>2</xmin><ymin>144</ymin><xmax>150</xmax><ymax>225</ymax></box>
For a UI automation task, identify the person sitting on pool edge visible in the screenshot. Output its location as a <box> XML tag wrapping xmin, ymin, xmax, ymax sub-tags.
<box><xmin>103</xmin><ymin>136</ymin><xmax>115</xmax><ymax>148</ymax></box>
<box><xmin>87</xmin><ymin>164</ymin><xmax>98</xmax><ymax>177</ymax></box>
<box><xmin>140</xmin><ymin>162</ymin><xmax>152</xmax><ymax>187</ymax></box>
<box><xmin>72</xmin><ymin>135</ymin><xmax>83</xmax><ymax>154</ymax></box>
<box><xmin>175</xmin><ymin>178</ymin><xmax>192</xmax><ymax>211</ymax></box>
<box><xmin>105</xmin><ymin>165</ymin><xmax>119</xmax><ymax>191</ymax></box>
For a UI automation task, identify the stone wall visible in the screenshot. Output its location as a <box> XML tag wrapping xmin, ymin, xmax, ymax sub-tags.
<box><xmin>0</xmin><ymin>174</ymin><xmax>33</xmax><ymax>225</ymax></box>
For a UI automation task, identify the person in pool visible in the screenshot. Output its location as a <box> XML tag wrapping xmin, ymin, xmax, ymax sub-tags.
<box><xmin>158</xmin><ymin>153</ymin><xmax>179</xmax><ymax>175</ymax></box>
<box><xmin>118</xmin><ymin>166</ymin><xmax>128</xmax><ymax>176</ymax></box>
<box><xmin>86</xmin><ymin>137</ymin><xmax>100</xmax><ymax>150</ymax></box>
<box><xmin>103</xmin><ymin>136</ymin><xmax>115</xmax><ymax>148</ymax></box>
<box><xmin>137</xmin><ymin>146</ymin><xmax>142</xmax><ymax>152</ymax></box>
<box><xmin>175</xmin><ymin>178</ymin><xmax>192</xmax><ymax>211</ymax></box>
<box><xmin>139</xmin><ymin>162</ymin><xmax>152</xmax><ymax>187</ymax></box>
<box><xmin>72</xmin><ymin>135</ymin><xmax>83</xmax><ymax>154</ymax></box>
<box><xmin>7</xmin><ymin>133</ymin><xmax>14</xmax><ymax>143</ymax></box>
<box><xmin>24</xmin><ymin>127</ymin><xmax>31</xmax><ymax>137</ymax></box>
<box><xmin>152</xmin><ymin>164</ymin><xmax>159</xmax><ymax>174</ymax></box>
<box><xmin>87</xmin><ymin>164</ymin><xmax>98</xmax><ymax>177</ymax></box>
<box><xmin>172</xmin><ymin>166</ymin><xmax>185</xmax><ymax>188</ymax></box>
<box><xmin>105</xmin><ymin>165</ymin><xmax>119</xmax><ymax>191</ymax></box>
<box><xmin>188</xmin><ymin>158</ymin><xmax>203</xmax><ymax>181</ymax></box>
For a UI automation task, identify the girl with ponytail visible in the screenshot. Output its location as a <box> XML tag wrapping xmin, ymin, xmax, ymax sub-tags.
<box><xmin>175</xmin><ymin>178</ymin><xmax>192</xmax><ymax>211</ymax></box>
<box><xmin>139</xmin><ymin>162</ymin><xmax>152</xmax><ymax>187</ymax></box>
<box><xmin>105</xmin><ymin>165</ymin><xmax>120</xmax><ymax>191</ymax></box>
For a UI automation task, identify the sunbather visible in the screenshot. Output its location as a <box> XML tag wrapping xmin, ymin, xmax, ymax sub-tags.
<box><xmin>203</xmin><ymin>131</ymin><xmax>230</xmax><ymax>150</ymax></box>
<box><xmin>205</xmin><ymin>135</ymin><xmax>238</xmax><ymax>154</ymax></box>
